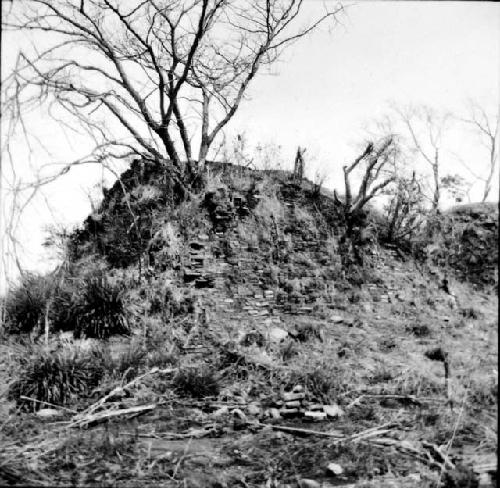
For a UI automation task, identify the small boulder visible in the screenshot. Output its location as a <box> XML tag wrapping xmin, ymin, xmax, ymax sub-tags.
<box><xmin>304</xmin><ymin>411</ymin><xmax>327</xmax><ymax>421</ymax></box>
<box><xmin>36</xmin><ymin>408</ymin><xmax>64</xmax><ymax>419</ymax></box>
<box><xmin>326</xmin><ymin>462</ymin><xmax>344</xmax><ymax>476</ymax></box>
<box><xmin>231</xmin><ymin>408</ymin><xmax>247</xmax><ymax>421</ymax></box>
<box><xmin>323</xmin><ymin>404</ymin><xmax>344</xmax><ymax>418</ymax></box>
<box><xmin>240</xmin><ymin>330</ymin><xmax>266</xmax><ymax>347</ymax></box>
<box><xmin>268</xmin><ymin>408</ymin><xmax>281</xmax><ymax>419</ymax></box>
<box><xmin>298</xmin><ymin>479</ymin><xmax>321</xmax><ymax>488</ymax></box>
<box><xmin>280</xmin><ymin>408</ymin><xmax>300</xmax><ymax>417</ymax></box>
<box><xmin>284</xmin><ymin>400</ymin><xmax>302</xmax><ymax>408</ymax></box>
<box><xmin>246</xmin><ymin>403</ymin><xmax>261</xmax><ymax>416</ymax></box>
<box><xmin>308</xmin><ymin>404</ymin><xmax>324</xmax><ymax>411</ymax></box>
<box><xmin>282</xmin><ymin>392</ymin><xmax>305</xmax><ymax>402</ymax></box>
<box><xmin>268</xmin><ymin>327</ymin><xmax>288</xmax><ymax>343</ymax></box>
<box><xmin>212</xmin><ymin>406</ymin><xmax>230</xmax><ymax>418</ymax></box>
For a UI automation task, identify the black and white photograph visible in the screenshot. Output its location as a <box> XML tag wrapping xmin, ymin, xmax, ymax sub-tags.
<box><xmin>0</xmin><ymin>1</ymin><xmax>498</xmax><ymax>486</ymax></box>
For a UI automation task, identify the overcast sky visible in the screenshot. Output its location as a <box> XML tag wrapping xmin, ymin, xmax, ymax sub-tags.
<box><xmin>1</xmin><ymin>0</ymin><xmax>499</xmax><ymax>287</ymax></box>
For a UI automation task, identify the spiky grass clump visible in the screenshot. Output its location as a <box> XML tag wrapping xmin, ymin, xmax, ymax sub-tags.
<box><xmin>8</xmin><ymin>344</ymin><xmax>109</xmax><ymax>411</ymax></box>
<box><xmin>74</xmin><ymin>276</ymin><xmax>128</xmax><ymax>339</ymax></box>
<box><xmin>4</xmin><ymin>273</ymin><xmax>50</xmax><ymax>334</ymax></box>
<box><xmin>4</xmin><ymin>272</ymin><xmax>78</xmax><ymax>335</ymax></box>
<box><xmin>172</xmin><ymin>366</ymin><xmax>220</xmax><ymax>399</ymax></box>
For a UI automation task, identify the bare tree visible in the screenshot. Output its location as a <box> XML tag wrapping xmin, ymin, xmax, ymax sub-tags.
<box><xmin>440</xmin><ymin>173</ymin><xmax>472</xmax><ymax>204</ymax></box>
<box><xmin>311</xmin><ymin>166</ymin><xmax>329</xmax><ymax>198</ymax></box>
<box><xmin>293</xmin><ymin>146</ymin><xmax>306</xmax><ymax>182</ymax></box>
<box><xmin>334</xmin><ymin>135</ymin><xmax>398</xmax><ymax>236</ymax></box>
<box><xmin>458</xmin><ymin>99</ymin><xmax>499</xmax><ymax>202</ymax></box>
<box><xmin>394</xmin><ymin>104</ymin><xmax>450</xmax><ymax>211</ymax></box>
<box><xmin>383</xmin><ymin>170</ymin><xmax>427</xmax><ymax>244</ymax></box>
<box><xmin>2</xmin><ymin>0</ymin><xmax>343</xmax><ymax>191</ymax></box>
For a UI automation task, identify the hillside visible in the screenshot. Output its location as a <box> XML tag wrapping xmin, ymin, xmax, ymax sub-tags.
<box><xmin>1</xmin><ymin>162</ymin><xmax>497</xmax><ymax>488</ymax></box>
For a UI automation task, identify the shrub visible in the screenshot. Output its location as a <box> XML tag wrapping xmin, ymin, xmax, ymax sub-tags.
<box><xmin>409</xmin><ymin>323</ymin><xmax>432</xmax><ymax>337</ymax></box>
<box><xmin>8</xmin><ymin>343</ymin><xmax>108</xmax><ymax>410</ymax></box>
<box><xmin>4</xmin><ymin>273</ymin><xmax>51</xmax><ymax>334</ymax></box>
<box><xmin>148</xmin><ymin>284</ymin><xmax>194</xmax><ymax>318</ymax></box>
<box><xmin>253</xmin><ymin>193</ymin><xmax>285</xmax><ymax>224</ymax></box>
<box><xmin>74</xmin><ymin>276</ymin><xmax>129</xmax><ymax>339</ymax></box>
<box><xmin>459</xmin><ymin>307</ymin><xmax>483</xmax><ymax>320</ymax></box>
<box><xmin>468</xmin><ymin>377</ymin><xmax>498</xmax><ymax>409</ymax></box>
<box><xmin>279</xmin><ymin>339</ymin><xmax>298</xmax><ymax>362</ymax></box>
<box><xmin>442</xmin><ymin>464</ymin><xmax>479</xmax><ymax>488</ymax></box>
<box><xmin>172</xmin><ymin>366</ymin><xmax>220</xmax><ymax>398</ymax></box>
<box><xmin>290</xmin><ymin>322</ymin><xmax>324</xmax><ymax>342</ymax></box>
<box><xmin>110</xmin><ymin>340</ymin><xmax>148</xmax><ymax>379</ymax></box>
<box><xmin>282</xmin><ymin>363</ymin><xmax>345</xmax><ymax>403</ymax></box>
<box><xmin>110</xmin><ymin>338</ymin><xmax>178</xmax><ymax>381</ymax></box>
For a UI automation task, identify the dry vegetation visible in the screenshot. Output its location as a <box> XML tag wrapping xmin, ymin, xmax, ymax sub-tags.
<box><xmin>0</xmin><ymin>165</ymin><xmax>497</xmax><ymax>488</ymax></box>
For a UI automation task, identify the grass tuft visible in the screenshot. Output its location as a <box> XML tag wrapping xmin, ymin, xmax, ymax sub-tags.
<box><xmin>74</xmin><ymin>275</ymin><xmax>129</xmax><ymax>339</ymax></box>
<box><xmin>8</xmin><ymin>343</ymin><xmax>108</xmax><ymax>411</ymax></box>
<box><xmin>172</xmin><ymin>366</ymin><xmax>220</xmax><ymax>398</ymax></box>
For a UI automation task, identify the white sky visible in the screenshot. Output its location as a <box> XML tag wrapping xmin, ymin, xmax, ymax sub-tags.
<box><xmin>1</xmin><ymin>0</ymin><xmax>499</xmax><ymax>288</ymax></box>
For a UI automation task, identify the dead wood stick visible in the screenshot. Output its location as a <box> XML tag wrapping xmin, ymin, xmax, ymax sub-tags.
<box><xmin>70</xmin><ymin>404</ymin><xmax>155</xmax><ymax>428</ymax></box>
<box><xmin>19</xmin><ymin>396</ymin><xmax>77</xmax><ymax>413</ymax></box>
<box><xmin>260</xmin><ymin>422</ymin><xmax>344</xmax><ymax>438</ymax></box>
<box><xmin>346</xmin><ymin>394</ymin><xmax>441</xmax><ymax>408</ymax></box>
<box><xmin>422</xmin><ymin>441</ymin><xmax>455</xmax><ymax>470</ymax></box>
<box><xmin>79</xmin><ymin>367</ymin><xmax>175</xmax><ymax>417</ymax></box>
<box><xmin>342</xmin><ymin>429</ymin><xmax>392</xmax><ymax>444</ymax></box>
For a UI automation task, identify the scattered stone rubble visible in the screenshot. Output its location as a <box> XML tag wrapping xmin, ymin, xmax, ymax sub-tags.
<box><xmin>275</xmin><ymin>385</ymin><xmax>344</xmax><ymax>421</ymax></box>
<box><xmin>211</xmin><ymin>384</ymin><xmax>344</xmax><ymax>423</ymax></box>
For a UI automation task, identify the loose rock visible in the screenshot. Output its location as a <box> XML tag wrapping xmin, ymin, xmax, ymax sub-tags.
<box><xmin>326</xmin><ymin>462</ymin><xmax>344</xmax><ymax>476</ymax></box>
<box><xmin>268</xmin><ymin>327</ymin><xmax>289</xmax><ymax>343</ymax></box>
<box><xmin>304</xmin><ymin>411</ymin><xmax>327</xmax><ymax>421</ymax></box>
<box><xmin>268</xmin><ymin>408</ymin><xmax>281</xmax><ymax>419</ymax></box>
<box><xmin>246</xmin><ymin>403</ymin><xmax>261</xmax><ymax>416</ymax></box>
<box><xmin>213</xmin><ymin>406</ymin><xmax>229</xmax><ymax>418</ymax></box>
<box><xmin>298</xmin><ymin>479</ymin><xmax>320</xmax><ymax>488</ymax></box>
<box><xmin>323</xmin><ymin>404</ymin><xmax>344</xmax><ymax>418</ymax></box>
<box><xmin>231</xmin><ymin>408</ymin><xmax>247</xmax><ymax>421</ymax></box>
<box><xmin>308</xmin><ymin>404</ymin><xmax>324</xmax><ymax>411</ymax></box>
<box><xmin>36</xmin><ymin>408</ymin><xmax>64</xmax><ymax>419</ymax></box>
<box><xmin>284</xmin><ymin>400</ymin><xmax>301</xmax><ymax>408</ymax></box>
<box><xmin>280</xmin><ymin>408</ymin><xmax>299</xmax><ymax>416</ymax></box>
<box><xmin>282</xmin><ymin>392</ymin><xmax>305</xmax><ymax>402</ymax></box>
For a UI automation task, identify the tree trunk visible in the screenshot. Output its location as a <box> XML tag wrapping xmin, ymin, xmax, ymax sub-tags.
<box><xmin>198</xmin><ymin>141</ymin><xmax>210</xmax><ymax>168</ymax></box>
<box><xmin>482</xmin><ymin>136</ymin><xmax>496</xmax><ymax>202</ymax></box>
<box><xmin>432</xmin><ymin>149</ymin><xmax>440</xmax><ymax>210</ymax></box>
<box><xmin>388</xmin><ymin>195</ymin><xmax>402</xmax><ymax>242</ymax></box>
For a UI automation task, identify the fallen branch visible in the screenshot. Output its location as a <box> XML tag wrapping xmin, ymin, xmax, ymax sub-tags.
<box><xmin>259</xmin><ymin>420</ymin><xmax>455</xmax><ymax>473</ymax></box>
<box><xmin>19</xmin><ymin>396</ymin><xmax>77</xmax><ymax>413</ymax></box>
<box><xmin>346</xmin><ymin>394</ymin><xmax>441</xmax><ymax>409</ymax></box>
<box><xmin>422</xmin><ymin>441</ymin><xmax>455</xmax><ymax>470</ymax></box>
<box><xmin>260</xmin><ymin>423</ymin><xmax>344</xmax><ymax>439</ymax></box>
<box><xmin>69</xmin><ymin>404</ymin><xmax>155</xmax><ymax>429</ymax></box>
<box><xmin>68</xmin><ymin>367</ymin><xmax>175</xmax><ymax>428</ymax></box>
<box><xmin>79</xmin><ymin>367</ymin><xmax>176</xmax><ymax>418</ymax></box>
